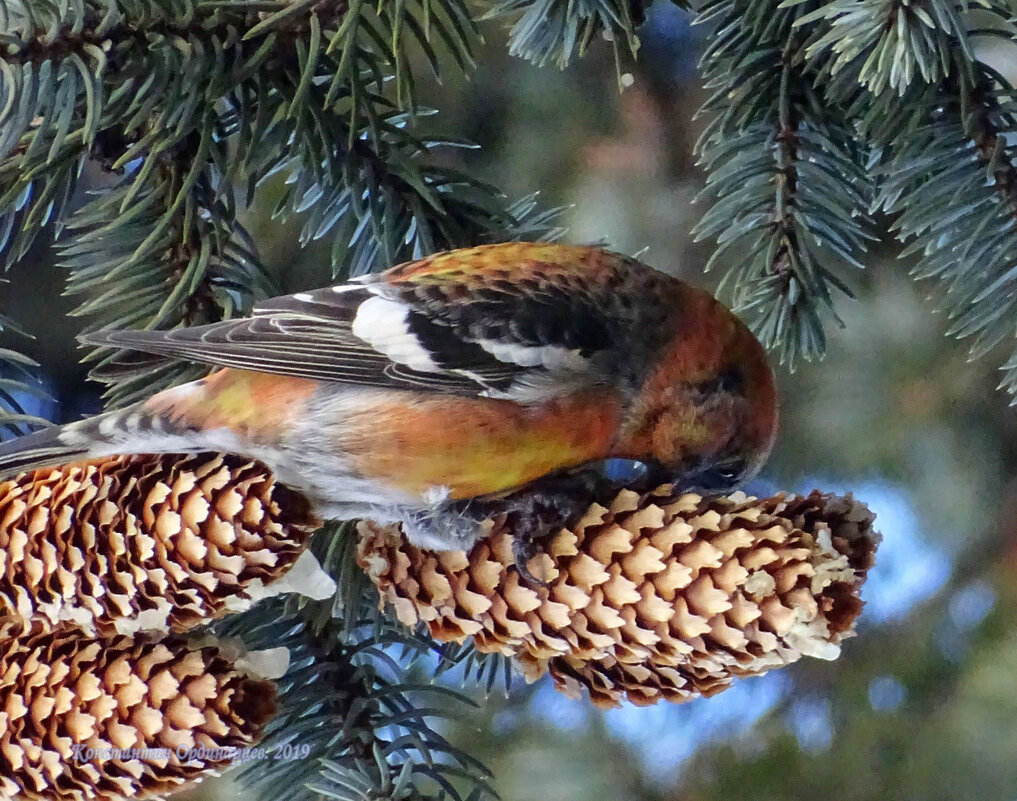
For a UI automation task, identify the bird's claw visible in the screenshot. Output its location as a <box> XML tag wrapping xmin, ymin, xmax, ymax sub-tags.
<box><xmin>511</xmin><ymin>536</ymin><xmax>549</xmax><ymax>588</ymax></box>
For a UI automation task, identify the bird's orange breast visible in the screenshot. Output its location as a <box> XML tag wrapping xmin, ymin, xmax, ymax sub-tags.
<box><xmin>337</xmin><ymin>392</ymin><xmax>624</xmax><ymax>499</ymax></box>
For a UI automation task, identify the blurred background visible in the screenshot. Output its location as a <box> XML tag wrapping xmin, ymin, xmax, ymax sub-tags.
<box><xmin>6</xmin><ymin>1</ymin><xmax>1017</xmax><ymax>799</ymax></box>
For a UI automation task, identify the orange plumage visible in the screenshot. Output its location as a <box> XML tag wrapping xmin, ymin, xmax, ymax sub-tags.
<box><xmin>334</xmin><ymin>391</ymin><xmax>624</xmax><ymax>499</ymax></box>
<box><xmin>0</xmin><ymin>243</ymin><xmax>778</xmax><ymax>553</ymax></box>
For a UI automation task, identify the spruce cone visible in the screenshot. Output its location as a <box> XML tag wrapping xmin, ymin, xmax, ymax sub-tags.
<box><xmin>0</xmin><ymin>622</ymin><xmax>279</xmax><ymax>801</ymax></box>
<box><xmin>0</xmin><ymin>453</ymin><xmax>330</xmax><ymax>637</ymax></box>
<box><xmin>358</xmin><ymin>487</ymin><xmax>879</xmax><ymax>708</ymax></box>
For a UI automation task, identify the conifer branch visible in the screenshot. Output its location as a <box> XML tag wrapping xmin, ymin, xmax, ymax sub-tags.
<box><xmin>794</xmin><ymin>0</ymin><xmax>977</xmax><ymax>96</ymax></box>
<box><xmin>874</xmin><ymin>57</ymin><xmax>1017</xmax><ymax>397</ymax></box>
<box><xmin>0</xmin><ymin>0</ymin><xmax>559</xmax><ymax>420</ymax></box>
<box><xmin>214</xmin><ymin>523</ymin><xmax>503</xmax><ymax>800</ymax></box>
<box><xmin>790</xmin><ymin>0</ymin><xmax>1017</xmax><ymax>394</ymax></box>
<box><xmin>480</xmin><ymin>0</ymin><xmax>658</xmax><ymax>70</ymax></box>
<box><xmin>217</xmin><ymin>599</ymin><xmax>497</xmax><ymax>801</ymax></box>
<box><xmin>62</xmin><ymin>150</ymin><xmax>275</xmax><ymax>408</ymax></box>
<box><xmin>694</xmin><ymin>0</ymin><xmax>1017</xmax><ymax>395</ymax></box>
<box><xmin>694</xmin><ymin>0</ymin><xmax>873</xmax><ymax>368</ymax></box>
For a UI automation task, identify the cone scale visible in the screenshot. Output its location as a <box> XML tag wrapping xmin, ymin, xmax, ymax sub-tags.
<box><xmin>0</xmin><ymin>622</ymin><xmax>278</xmax><ymax>801</ymax></box>
<box><xmin>358</xmin><ymin>487</ymin><xmax>879</xmax><ymax>707</ymax></box>
<box><xmin>0</xmin><ymin>453</ymin><xmax>325</xmax><ymax>636</ymax></box>
<box><xmin>0</xmin><ymin>453</ymin><xmax>880</xmax><ymax>801</ymax></box>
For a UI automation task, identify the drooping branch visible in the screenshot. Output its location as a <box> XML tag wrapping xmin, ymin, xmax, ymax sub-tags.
<box><xmin>694</xmin><ymin>0</ymin><xmax>872</xmax><ymax>367</ymax></box>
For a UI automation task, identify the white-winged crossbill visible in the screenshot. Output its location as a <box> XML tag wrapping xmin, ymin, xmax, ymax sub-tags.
<box><xmin>0</xmin><ymin>243</ymin><xmax>778</xmax><ymax>556</ymax></box>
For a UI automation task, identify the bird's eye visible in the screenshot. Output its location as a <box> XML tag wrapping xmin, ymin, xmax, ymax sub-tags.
<box><xmin>694</xmin><ymin>458</ymin><xmax>747</xmax><ymax>492</ymax></box>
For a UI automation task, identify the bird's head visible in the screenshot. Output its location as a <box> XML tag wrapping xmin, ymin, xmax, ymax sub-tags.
<box><xmin>616</xmin><ymin>286</ymin><xmax>778</xmax><ymax>495</ymax></box>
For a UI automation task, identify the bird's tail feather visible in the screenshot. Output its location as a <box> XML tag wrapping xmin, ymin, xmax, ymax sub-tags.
<box><xmin>0</xmin><ymin>402</ymin><xmax>191</xmax><ymax>481</ymax></box>
<box><xmin>0</xmin><ymin>425</ymin><xmax>91</xmax><ymax>480</ymax></box>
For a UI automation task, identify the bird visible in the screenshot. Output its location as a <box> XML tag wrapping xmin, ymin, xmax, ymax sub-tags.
<box><xmin>0</xmin><ymin>242</ymin><xmax>778</xmax><ymax>562</ymax></box>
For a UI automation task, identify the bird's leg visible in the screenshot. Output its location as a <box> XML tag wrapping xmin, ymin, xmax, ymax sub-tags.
<box><xmin>451</xmin><ymin>468</ymin><xmax>608</xmax><ymax>586</ymax></box>
<box><xmin>408</xmin><ymin>463</ymin><xmax>664</xmax><ymax>584</ymax></box>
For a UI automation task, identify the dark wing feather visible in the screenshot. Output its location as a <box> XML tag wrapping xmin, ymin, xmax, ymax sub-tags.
<box><xmin>86</xmin><ymin>313</ymin><xmax>382</xmax><ymax>382</ymax></box>
<box><xmin>81</xmin><ymin>244</ymin><xmax>675</xmax><ymax>397</ymax></box>
<box><xmin>81</xmin><ymin>283</ymin><xmax>542</xmax><ymax>395</ymax></box>
<box><xmin>83</xmin><ymin>315</ymin><xmax>489</xmax><ymax>393</ymax></box>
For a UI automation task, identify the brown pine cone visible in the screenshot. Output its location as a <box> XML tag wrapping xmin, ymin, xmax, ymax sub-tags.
<box><xmin>0</xmin><ymin>622</ymin><xmax>281</xmax><ymax>801</ymax></box>
<box><xmin>358</xmin><ymin>487</ymin><xmax>879</xmax><ymax>708</ymax></box>
<box><xmin>0</xmin><ymin>453</ymin><xmax>332</xmax><ymax>637</ymax></box>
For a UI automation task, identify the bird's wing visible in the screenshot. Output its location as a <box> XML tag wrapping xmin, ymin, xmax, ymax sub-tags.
<box><xmin>81</xmin><ymin>243</ymin><xmax>674</xmax><ymax>399</ymax></box>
